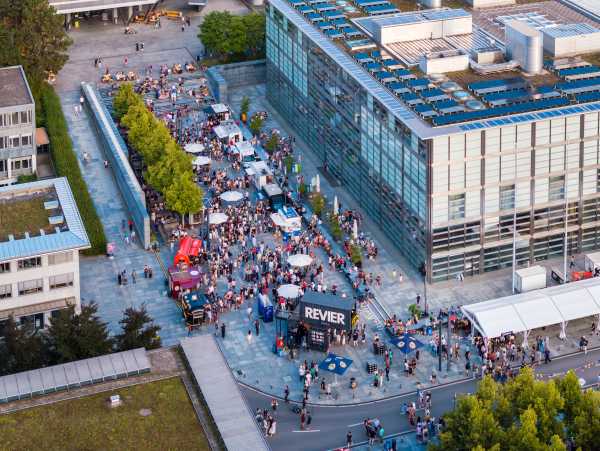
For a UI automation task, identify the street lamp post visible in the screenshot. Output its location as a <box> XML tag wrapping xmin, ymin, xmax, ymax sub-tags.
<box><xmin>438</xmin><ymin>316</ymin><xmax>442</xmax><ymax>373</ymax></box>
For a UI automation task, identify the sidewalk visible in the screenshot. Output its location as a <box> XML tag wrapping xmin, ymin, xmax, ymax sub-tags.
<box><xmin>60</xmin><ymin>90</ymin><xmax>185</xmax><ymax>346</ymax></box>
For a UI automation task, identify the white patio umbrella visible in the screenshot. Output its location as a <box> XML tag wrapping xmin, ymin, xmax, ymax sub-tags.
<box><xmin>315</xmin><ymin>174</ymin><xmax>321</xmax><ymax>193</ymax></box>
<box><xmin>184</xmin><ymin>143</ymin><xmax>205</xmax><ymax>154</ymax></box>
<box><xmin>278</xmin><ymin>284</ymin><xmax>300</xmax><ymax>299</ymax></box>
<box><xmin>333</xmin><ymin>195</ymin><xmax>339</xmax><ymax>216</ymax></box>
<box><xmin>220</xmin><ymin>190</ymin><xmax>243</xmax><ymax>203</ymax></box>
<box><xmin>193</xmin><ymin>156</ymin><xmax>211</xmax><ymax>166</ymax></box>
<box><xmin>287</xmin><ymin>253</ymin><xmax>313</xmax><ymax>268</ymax></box>
<box><xmin>352</xmin><ymin>219</ymin><xmax>358</xmax><ymax>239</ymax></box>
<box><xmin>208</xmin><ymin>212</ymin><xmax>228</xmax><ymax>225</ymax></box>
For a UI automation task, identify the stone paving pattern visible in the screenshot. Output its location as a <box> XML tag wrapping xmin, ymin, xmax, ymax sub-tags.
<box><xmin>54</xmin><ymin>2</ymin><xmax>600</xmax><ymax>406</ymax></box>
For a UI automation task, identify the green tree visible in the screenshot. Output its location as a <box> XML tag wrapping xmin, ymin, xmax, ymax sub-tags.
<box><xmin>165</xmin><ymin>175</ymin><xmax>203</xmax><ymax>226</ymax></box>
<box><xmin>222</xmin><ymin>15</ymin><xmax>248</xmax><ymax>57</ymax></box>
<box><xmin>0</xmin><ymin>316</ymin><xmax>48</xmax><ymax>375</ymax></box>
<box><xmin>113</xmin><ymin>83</ymin><xmax>141</xmax><ymax>120</ymax></box>
<box><xmin>264</xmin><ymin>133</ymin><xmax>280</xmax><ymax>155</ymax></box>
<box><xmin>0</xmin><ymin>0</ymin><xmax>72</xmax><ymax>88</ymax></box>
<box><xmin>198</xmin><ymin>11</ymin><xmax>232</xmax><ymax>57</ymax></box>
<box><xmin>116</xmin><ymin>305</ymin><xmax>161</xmax><ymax>351</ymax></box>
<box><xmin>350</xmin><ymin>244</ymin><xmax>363</xmax><ymax>267</ymax></box>
<box><xmin>508</xmin><ymin>408</ymin><xmax>546</xmax><ymax>451</ymax></box>
<box><xmin>249</xmin><ymin>115</ymin><xmax>264</xmax><ymax>136</ymax></box>
<box><xmin>122</xmin><ymin>103</ymin><xmax>171</xmax><ymax>165</ymax></box>
<box><xmin>240</xmin><ymin>96</ymin><xmax>250</xmax><ymax>116</ymax></box>
<box><xmin>329</xmin><ymin>214</ymin><xmax>343</xmax><ymax>241</ymax></box>
<box><xmin>310</xmin><ymin>192</ymin><xmax>325</xmax><ymax>217</ymax></box>
<box><xmin>46</xmin><ymin>303</ymin><xmax>113</xmax><ymax>363</ymax></box>
<box><xmin>146</xmin><ymin>142</ymin><xmax>193</xmax><ymax>194</ymax></box>
<box><xmin>569</xmin><ymin>389</ymin><xmax>600</xmax><ymax>450</ymax></box>
<box><xmin>243</xmin><ymin>13</ymin><xmax>266</xmax><ymax>57</ymax></box>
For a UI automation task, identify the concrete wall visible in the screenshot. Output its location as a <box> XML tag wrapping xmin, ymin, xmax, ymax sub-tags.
<box><xmin>81</xmin><ymin>83</ymin><xmax>151</xmax><ymax>249</ymax></box>
<box><xmin>206</xmin><ymin>60</ymin><xmax>266</xmax><ymax>103</ymax></box>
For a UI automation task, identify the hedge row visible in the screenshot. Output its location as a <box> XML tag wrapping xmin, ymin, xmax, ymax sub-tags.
<box><xmin>40</xmin><ymin>84</ymin><xmax>107</xmax><ymax>255</ymax></box>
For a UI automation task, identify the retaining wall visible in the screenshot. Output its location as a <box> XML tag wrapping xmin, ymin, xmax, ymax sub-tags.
<box><xmin>81</xmin><ymin>82</ymin><xmax>151</xmax><ymax>249</ymax></box>
<box><xmin>206</xmin><ymin>59</ymin><xmax>266</xmax><ymax>103</ymax></box>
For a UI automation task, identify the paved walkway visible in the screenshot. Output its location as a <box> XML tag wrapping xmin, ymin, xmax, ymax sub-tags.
<box><xmin>60</xmin><ymin>90</ymin><xmax>185</xmax><ymax>346</ymax></box>
<box><xmin>181</xmin><ymin>335</ymin><xmax>269</xmax><ymax>451</ymax></box>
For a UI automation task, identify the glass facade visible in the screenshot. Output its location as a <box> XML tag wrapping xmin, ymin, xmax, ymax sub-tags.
<box><xmin>266</xmin><ymin>1</ymin><xmax>600</xmax><ymax>282</ymax></box>
<box><xmin>266</xmin><ymin>3</ymin><xmax>427</xmax><ymax>268</ymax></box>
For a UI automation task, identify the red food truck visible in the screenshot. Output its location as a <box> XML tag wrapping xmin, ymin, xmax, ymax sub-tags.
<box><xmin>173</xmin><ymin>236</ymin><xmax>202</xmax><ymax>266</ymax></box>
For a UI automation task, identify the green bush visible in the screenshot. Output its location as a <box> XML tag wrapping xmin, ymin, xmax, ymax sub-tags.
<box><xmin>310</xmin><ymin>192</ymin><xmax>325</xmax><ymax>217</ymax></box>
<box><xmin>350</xmin><ymin>244</ymin><xmax>363</xmax><ymax>267</ymax></box>
<box><xmin>41</xmin><ymin>84</ymin><xmax>106</xmax><ymax>255</ymax></box>
<box><xmin>329</xmin><ymin>214</ymin><xmax>343</xmax><ymax>242</ymax></box>
<box><xmin>16</xmin><ymin>173</ymin><xmax>37</xmax><ymax>184</ymax></box>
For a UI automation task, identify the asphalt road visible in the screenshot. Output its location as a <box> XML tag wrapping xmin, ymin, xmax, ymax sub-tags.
<box><xmin>241</xmin><ymin>348</ymin><xmax>600</xmax><ymax>451</ymax></box>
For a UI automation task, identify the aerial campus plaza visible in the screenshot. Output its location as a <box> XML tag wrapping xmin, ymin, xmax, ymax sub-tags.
<box><xmin>2</xmin><ymin>0</ymin><xmax>600</xmax><ymax>450</ymax></box>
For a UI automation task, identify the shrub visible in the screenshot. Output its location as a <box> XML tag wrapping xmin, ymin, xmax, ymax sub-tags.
<box><xmin>17</xmin><ymin>173</ymin><xmax>37</xmax><ymax>184</ymax></box>
<box><xmin>41</xmin><ymin>84</ymin><xmax>106</xmax><ymax>255</ymax></box>
<box><xmin>310</xmin><ymin>192</ymin><xmax>325</xmax><ymax>217</ymax></box>
<box><xmin>249</xmin><ymin>115</ymin><xmax>263</xmax><ymax>136</ymax></box>
<box><xmin>329</xmin><ymin>214</ymin><xmax>343</xmax><ymax>242</ymax></box>
<box><xmin>350</xmin><ymin>244</ymin><xmax>363</xmax><ymax>267</ymax></box>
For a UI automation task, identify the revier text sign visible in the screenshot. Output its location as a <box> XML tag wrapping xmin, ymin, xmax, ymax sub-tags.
<box><xmin>304</xmin><ymin>306</ymin><xmax>345</xmax><ymax>326</ymax></box>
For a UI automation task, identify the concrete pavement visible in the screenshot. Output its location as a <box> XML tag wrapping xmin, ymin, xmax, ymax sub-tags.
<box><xmin>241</xmin><ymin>347</ymin><xmax>600</xmax><ymax>451</ymax></box>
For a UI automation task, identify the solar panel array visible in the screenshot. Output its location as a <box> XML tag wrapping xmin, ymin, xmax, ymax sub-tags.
<box><xmin>0</xmin><ymin>348</ymin><xmax>150</xmax><ymax>403</ymax></box>
<box><xmin>281</xmin><ymin>0</ymin><xmax>600</xmax><ymax>129</ymax></box>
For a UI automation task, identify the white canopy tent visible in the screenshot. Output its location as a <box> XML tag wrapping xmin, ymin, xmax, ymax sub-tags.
<box><xmin>462</xmin><ymin>277</ymin><xmax>600</xmax><ymax>340</ymax></box>
<box><xmin>184</xmin><ymin>143</ymin><xmax>205</xmax><ymax>154</ymax></box>
<box><xmin>287</xmin><ymin>254</ymin><xmax>313</xmax><ymax>268</ymax></box>
<box><xmin>213</xmin><ymin>121</ymin><xmax>242</xmax><ymax>142</ymax></box>
<box><xmin>208</xmin><ymin>212</ymin><xmax>228</xmax><ymax>225</ymax></box>
<box><xmin>220</xmin><ymin>190</ymin><xmax>243</xmax><ymax>203</ymax></box>
<box><xmin>278</xmin><ymin>284</ymin><xmax>301</xmax><ymax>299</ymax></box>
<box><xmin>193</xmin><ymin>156</ymin><xmax>211</xmax><ymax>167</ymax></box>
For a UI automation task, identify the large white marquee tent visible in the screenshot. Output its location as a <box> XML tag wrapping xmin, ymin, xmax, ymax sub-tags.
<box><xmin>461</xmin><ymin>277</ymin><xmax>600</xmax><ymax>343</ymax></box>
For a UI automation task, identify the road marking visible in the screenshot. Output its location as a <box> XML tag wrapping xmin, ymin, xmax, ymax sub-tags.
<box><xmin>347</xmin><ymin>422</ymin><xmax>363</xmax><ymax>427</ymax></box>
<box><xmin>292</xmin><ymin>429</ymin><xmax>321</xmax><ymax>433</ymax></box>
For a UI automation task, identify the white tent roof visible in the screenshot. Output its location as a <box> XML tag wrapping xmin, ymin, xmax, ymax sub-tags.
<box><xmin>235</xmin><ymin>141</ymin><xmax>255</xmax><ymax>156</ymax></box>
<box><xmin>210</xmin><ymin>103</ymin><xmax>229</xmax><ymax>114</ymax></box>
<box><xmin>213</xmin><ymin>121</ymin><xmax>241</xmax><ymax>140</ymax></box>
<box><xmin>462</xmin><ymin>277</ymin><xmax>600</xmax><ymax>338</ymax></box>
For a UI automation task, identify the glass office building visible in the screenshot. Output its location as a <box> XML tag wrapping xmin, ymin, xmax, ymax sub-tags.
<box><xmin>266</xmin><ymin>0</ymin><xmax>600</xmax><ymax>282</ymax></box>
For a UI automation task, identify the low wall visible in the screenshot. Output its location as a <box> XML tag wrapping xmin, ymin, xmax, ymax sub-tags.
<box><xmin>206</xmin><ymin>59</ymin><xmax>266</xmax><ymax>103</ymax></box>
<box><xmin>81</xmin><ymin>82</ymin><xmax>151</xmax><ymax>249</ymax></box>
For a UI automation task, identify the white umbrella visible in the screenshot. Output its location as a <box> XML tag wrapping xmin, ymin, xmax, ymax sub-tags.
<box><xmin>287</xmin><ymin>254</ymin><xmax>313</xmax><ymax>268</ymax></box>
<box><xmin>578</xmin><ymin>378</ymin><xmax>586</xmax><ymax>387</ymax></box>
<box><xmin>220</xmin><ymin>190</ymin><xmax>243</xmax><ymax>203</ymax></box>
<box><xmin>333</xmin><ymin>195</ymin><xmax>339</xmax><ymax>216</ymax></box>
<box><xmin>315</xmin><ymin>174</ymin><xmax>321</xmax><ymax>193</ymax></box>
<box><xmin>184</xmin><ymin>143</ymin><xmax>205</xmax><ymax>154</ymax></box>
<box><xmin>208</xmin><ymin>212</ymin><xmax>228</xmax><ymax>225</ymax></box>
<box><xmin>193</xmin><ymin>156</ymin><xmax>211</xmax><ymax>166</ymax></box>
<box><xmin>352</xmin><ymin>219</ymin><xmax>358</xmax><ymax>239</ymax></box>
<box><xmin>278</xmin><ymin>284</ymin><xmax>300</xmax><ymax>299</ymax></box>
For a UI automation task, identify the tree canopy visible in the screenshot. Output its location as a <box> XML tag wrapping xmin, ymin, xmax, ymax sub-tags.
<box><xmin>115</xmin><ymin>84</ymin><xmax>203</xmax><ymax>220</ymax></box>
<box><xmin>431</xmin><ymin>368</ymin><xmax>600</xmax><ymax>451</ymax></box>
<box><xmin>198</xmin><ymin>12</ymin><xmax>266</xmax><ymax>62</ymax></box>
<box><xmin>0</xmin><ymin>317</ymin><xmax>49</xmax><ymax>375</ymax></box>
<box><xmin>46</xmin><ymin>303</ymin><xmax>113</xmax><ymax>363</ymax></box>
<box><xmin>115</xmin><ymin>305</ymin><xmax>161</xmax><ymax>351</ymax></box>
<box><xmin>0</xmin><ymin>0</ymin><xmax>72</xmax><ymax>88</ymax></box>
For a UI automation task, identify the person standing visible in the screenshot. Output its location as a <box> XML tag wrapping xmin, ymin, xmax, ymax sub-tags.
<box><xmin>247</xmin><ymin>330</ymin><xmax>253</xmax><ymax>344</ymax></box>
<box><xmin>271</xmin><ymin>398</ymin><xmax>278</xmax><ymax>411</ymax></box>
<box><xmin>346</xmin><ymin>431</ymin><xmax>352</xmax><ymax>448</ymax></box>
<box><xmin>300</xmin><ymin>410</ymin><xmax>306</xmax><ymax>430</ymax></box>
<box><xmin>221</xmin><ymin>322</ymin><xmax>226</xmax><ymax>339</ymax></box>
<box><xmin>255</xmin><ymin>319</ymin><xmax>260</xmax><ymax>336</ymax></box>
<box><xmin>284</xmin><ymin>385</ymin><xmax>289</xmax><ymax>403</ymax></box>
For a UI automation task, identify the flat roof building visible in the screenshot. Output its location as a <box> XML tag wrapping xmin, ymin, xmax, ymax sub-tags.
<box><xmin>0</xmin><ymin>66</ymin><xmax>36</xmax><ymax>185</ymax></box>
<box><xmin>48</xmin><ymin>0</ymin><xmax>158</xmax><ymax>25</ymax></box>
<box><xmin>266</xmin><ymin>0</ymin><xmax>600</xmax><ymax>282</ymax></box>
<box><xmin>0</xmin><ymin>177</ymin><xmax>90</xmax><ymax>332</ymax></box>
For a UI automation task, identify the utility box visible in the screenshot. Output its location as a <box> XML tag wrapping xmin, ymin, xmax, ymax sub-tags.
<box><xmin>584</xmin><ymin>251</ymin><xmax>600</xmax><ymax>271</ymax></box>
<box><xmin>515</xmin><ymin>265</ymin><xmax>547</xmax><ymax>293</ymax></box>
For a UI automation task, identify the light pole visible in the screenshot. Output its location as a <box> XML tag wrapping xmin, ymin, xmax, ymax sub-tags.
<box><xmin>423</xmin><ymin>263</ymin><xmax>428</xmax><ymax>316</ymax></box>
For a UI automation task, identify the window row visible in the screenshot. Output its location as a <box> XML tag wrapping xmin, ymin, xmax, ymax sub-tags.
<box><xmin>0</xmin><ymin>110</ymin><xmax>32</xmax><ymax>128</ymax></box>
<box><xmin>0</xmin><ymin>273</ymin><xmax>74</xmax><ymax>299</ymax></box>
<box><xmin>0</xmin><ymin>134</ymin><xmax>33</xmax><ymax>149</ymax></box>
<box><xmin>0</xmin><ymin>252</ymin><xmax>73</xmax><ymax>273</ymax></box>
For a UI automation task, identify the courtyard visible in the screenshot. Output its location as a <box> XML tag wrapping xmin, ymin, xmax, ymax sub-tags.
<box><xmin>53</xmin><ymin>0</ymin><xmax>600</xmax><ymax>408</ymax></box>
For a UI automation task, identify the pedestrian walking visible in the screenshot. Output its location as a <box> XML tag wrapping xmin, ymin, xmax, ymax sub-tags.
<box><xmin>300</xmin><ymin>410</ymin><xmax>306</xmax><ymax>430</ymax></box>
<box><xmin>346</xmin><ymin>431</ymin><xmax>352</xmax><ymax>448</ymax></box>
<box><xmin>255</xmin><ymin>319</ymin><xmax>260</xmax><ymax>336</ymax></box>
<box><xmin>221</xmin><ymin>322</ymin><xmax>226</xmax><ymax>339</ymax></box>
<box><xmin>284</xmin><ymin>385</ymin><xmax>289</xmax><ymax>403</ymax></box>
<box><xmin>131</xmin><ymin>270</ymin><xmax>136</xmax><ymax>284</ymax></box>
<box><xmin>306</xmin><ymin>411</ymin><xmax>312</xmax><ymax>428</ymax></box>
<box><xmin>271</xmin><ymin>398</ymin><xmax>278</xmax><ymax>411</ymax></box>
<box><xmin>544</xmin><ymin>348</ymin><xmax>551</xmax><ymax>364</ymax></box>
<box><xmin>247</xmin><ymin>329</ymin><xmax>253</xmax><ymax>344</ymax></box>
<box><xmin>79</xmin><ymin>95</ymin><xmax>84</xmax><ymax>109</ymax></box>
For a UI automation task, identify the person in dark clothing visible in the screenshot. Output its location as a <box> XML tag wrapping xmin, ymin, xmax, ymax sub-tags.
<box><xmin>221</xmin><ymin>322</ymin><xmax>226</xmax><ymax>339</ymax></box>
<box><xmin>284</xmin><ymin>385</ymin><xmax>289</xmax><ymax>403</ymax></box>
<box><xmin>346</xmin><ymin>431</ymin><xmax>352</xmax><ymax>448</ymax></box>
<box><xmin>255</xmin><ymin>319</ymin><xmax>260</xmax><ymax>336</ymax></box>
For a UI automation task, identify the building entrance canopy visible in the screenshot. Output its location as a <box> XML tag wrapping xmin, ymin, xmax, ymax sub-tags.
<box><xmin>462</xmin><ymin>277</ymin><xmax>600</xmax><ymax>339</ymax></box>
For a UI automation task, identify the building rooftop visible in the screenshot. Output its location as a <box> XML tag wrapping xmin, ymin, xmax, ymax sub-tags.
<box><xmin>48</xmin><ymin>0</ymin><xmax>156</xmax><ymax>14</ymax></box>
<box><xmin>0</xmin><ymin>177</ymin><xmax>90</xmax><ymax>262</ymax></box>
<box><xmin>271</xmin><ymin>0</ymin><xmax>600</xmax><ymax>137</ymax></box>
<box><xmin>0</xmin><ymin>66</ymin><xmax>34</xmax><ymax>109</ymax></box>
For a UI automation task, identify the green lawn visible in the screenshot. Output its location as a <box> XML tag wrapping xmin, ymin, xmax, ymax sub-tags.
<box><xmin>0</xmin><ymin>197</ymin><xmax>51</xmax><ymax>241</ymax></box>
<box><xmin>0</xmin><ymin>378</ymin><xmax>210</xmax><ymax>451</ymax></box>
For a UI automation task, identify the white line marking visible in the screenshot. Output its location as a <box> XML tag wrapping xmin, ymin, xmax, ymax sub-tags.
<box><xmin>292</xmin><ymin>429</ymin><xmax>321</xmax><ymax>433</ymax></box>
<box><xmin>347</xmin><ymin>422</ymin><xmax>363</xmax><ymax>427</ymax></box>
